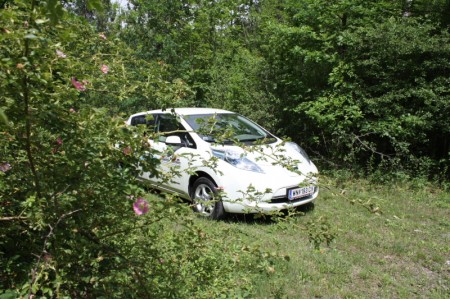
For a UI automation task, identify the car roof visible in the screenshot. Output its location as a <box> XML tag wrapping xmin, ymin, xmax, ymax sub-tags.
<box><xmin>129</xmin><ymin>107</ymin><xmax>234</xmax><ymax>118</ymax></box>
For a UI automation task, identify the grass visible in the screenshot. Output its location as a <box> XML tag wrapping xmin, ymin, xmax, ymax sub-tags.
<box><xmin>195</xmin><ymin>177</ymin><xmax>450</xmax><ymax>298</ymax></box>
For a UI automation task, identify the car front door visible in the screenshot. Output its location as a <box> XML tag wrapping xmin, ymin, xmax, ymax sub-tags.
<box><xmin>155</xmin><ymin>114</ymin><xmax>201</xmax><ymax>197</ymax></box>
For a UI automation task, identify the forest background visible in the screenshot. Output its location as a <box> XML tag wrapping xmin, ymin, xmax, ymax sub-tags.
<box><xmin>0</xmin><ymin>0</ymin><xmax>449</xmax><ymax>298</ymax></box>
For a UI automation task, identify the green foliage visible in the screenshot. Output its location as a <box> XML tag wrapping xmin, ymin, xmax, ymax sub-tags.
<box><xmin>0</xmin><ymin>1</ymin><xmax>260</xmax><ymax>297</ymax></box>
<box><xmin>301</xmin><ymin>17</ymin><xmax>450</xmax><ymax>175</ymax></box>
<box><xmin>305</xmin><ymin>216</ymin><xmax>336</xmax><ymax>250</ymax></box>
<box><xmin>204</xmin><ymin>47</ymin><xmax>277</xmax><ymax>130</ymax></box>
<box><xmin>253</xmin><ymin>0</ymin><xmax>450</xmax><ymax>178</ymax></box>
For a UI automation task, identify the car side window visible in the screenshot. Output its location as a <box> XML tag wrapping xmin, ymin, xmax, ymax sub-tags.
<box><xmin>130</xmin><ymin>114</ymin><xmax>156</xmax><ymax>131</ymax></box>
<box><xmin>130</xmin><ymin>115</ymin><xmax>147</xmax><ymax>126</ymax></box>
<box><xmin>157</xmin><ymin>115</ymin><xmax>180</xmax><ymax>134</ymax></box>
<box><xmin>157</xmin><ymin>115</ymin><xmax>196</xmax><ymax>149</ymax></box>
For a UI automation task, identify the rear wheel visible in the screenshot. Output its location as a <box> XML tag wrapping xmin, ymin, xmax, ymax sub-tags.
<box><xmin>191</xmin><ymin>177</ymin><xmax>225</xmax><ymax>220</ymax></box>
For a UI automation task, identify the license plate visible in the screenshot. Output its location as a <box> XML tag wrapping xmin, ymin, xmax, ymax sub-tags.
<box><xmin>287</xmin><ymin>186</ymin><xmax>315</xmax><ymax>200</ymax></box>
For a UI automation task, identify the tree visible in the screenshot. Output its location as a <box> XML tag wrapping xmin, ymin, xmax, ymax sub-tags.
<box><xmin>246</xmin><ymin>0</ymin><xmax>449</xmax><ymax>178</ymax></box>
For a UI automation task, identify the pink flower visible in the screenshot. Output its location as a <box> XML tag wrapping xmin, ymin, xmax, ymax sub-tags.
<box><xmin>99</xmin><ymin>33</ymin><xmax>107</xmax><ymax>40</ymax></box>
<box><xmin>69</xmin><ymin>108</ymin><xmax>76</xmax><ymax>113</ymax></box>
<box><xmin>56</xmin><ymin>50</ymin><xmax>67</xmax><ymax>58</ymax></box>
<box><xmin>122</xmin><ymin>146</ymin><xmax>132</xmax><ymax>156</ymax></box>
<box><xmin>100</xmin><ymin>64</ymin><xmax>109</xmax><ymax>74</ymax></box>
<box><xmin>56</xmin><ymin>137</ymin><xmax>63</xmax><ymax>145</ymax></box>
<box><xmin>133</xmin><ymin>197</ymin><xmax>149</xmax><ymax>215</ymax></box>
<box><xmin>71</xmin><ymin>77</ymin><xmax>86</xmax><ymax>91</ymax></box>
<box><xmin>0</xmin><ymin>163</ymin><xmax>11</xmax><ymax>173</ymax></box>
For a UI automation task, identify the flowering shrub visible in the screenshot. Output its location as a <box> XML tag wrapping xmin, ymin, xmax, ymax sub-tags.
<box><xmin>0</xmin><ymin>2</ymin><xmax>263</xmax><ymax>298</ymax></box>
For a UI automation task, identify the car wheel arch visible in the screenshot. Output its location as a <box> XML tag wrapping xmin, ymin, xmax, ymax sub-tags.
<box><xmin>188</xmin><ymin>171</ymin><xmax>218</xmax><ymax>197</ymax></box>
<box><xmin>190</xmin><ymin>174</ymin><xmax>225</xmax><ymax>220</ymax></box>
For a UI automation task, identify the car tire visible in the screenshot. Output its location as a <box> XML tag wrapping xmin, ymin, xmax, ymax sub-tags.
<box><xmin>191</xmin><ymin>177</ymin><xmax>225</xmax><ymax>220</ymax></box>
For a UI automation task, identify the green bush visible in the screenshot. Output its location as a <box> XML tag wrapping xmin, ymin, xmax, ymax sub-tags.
<box><xmin>0</xmin><ymin>2</ymin><xmax>265</xmax><ymax>297</ymax></box>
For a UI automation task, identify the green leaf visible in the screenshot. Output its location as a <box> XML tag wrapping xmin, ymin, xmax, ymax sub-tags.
<box><xmin>0</xmin><ymin>290</ymin><xmax>19</xmax><ymax>299</ymax></box>
<box><xmin>0</xmin><ymin>108</ymin><xmax>8</xmax><ymax>126</ymax></box>
<box><xmin>47</xmin><ymin>0</ymin><xmax>64</xmax><ymax>24</ymax></box>
<box><xmin>87</xmin><ymin>0</ymin><xmax>104</xmax><ymax>12</ymax></box>
<box><xmin>35</xmin><ymin>19</ymin><xmax>49</xmax><ymax>24</ymax></box>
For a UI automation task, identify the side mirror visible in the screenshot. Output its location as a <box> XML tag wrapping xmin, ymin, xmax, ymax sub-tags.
<box><xmin>165</xmin><ymin>135</ymin><xmax>182</xmax><ymax>146</ymax></box>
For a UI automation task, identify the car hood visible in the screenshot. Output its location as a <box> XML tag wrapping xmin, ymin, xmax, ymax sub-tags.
<box><xmin>210</xmin><ymin>142</ymin><xmax>318</xmax><ymax>178</ymax></box>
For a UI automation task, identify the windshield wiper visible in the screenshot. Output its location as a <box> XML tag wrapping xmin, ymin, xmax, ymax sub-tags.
<box><xmin>240</xmin><ymin>136</ymin><xmax>276</xmax><ymax>144</ymax></box>
<box><xmin>203</xmin><ymin>136</ymin><xmax>235</xmax><ymax>145</ymax></box>
<box><xmin>240</xmin><ymin>137</ymin><xmax>263</xmax><ymax>142</ymax></box>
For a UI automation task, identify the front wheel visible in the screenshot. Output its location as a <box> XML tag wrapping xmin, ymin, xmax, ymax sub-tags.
<box><xmin>191</xmin><ymin>177</ymin><xmax>225</xmax><ymax>220</ymax></box>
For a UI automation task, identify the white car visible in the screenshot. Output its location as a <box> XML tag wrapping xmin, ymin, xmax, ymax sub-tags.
<box><xmin>126</xmin><ymin>108</ymin><xmax>318</xmax><ymax>219</ymax></box>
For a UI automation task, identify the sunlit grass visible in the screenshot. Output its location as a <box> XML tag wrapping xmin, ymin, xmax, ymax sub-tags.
<box><xmin>196</xmin><ymin>177</ymin><xmax>450</xmax><ymax>298</ymax></box>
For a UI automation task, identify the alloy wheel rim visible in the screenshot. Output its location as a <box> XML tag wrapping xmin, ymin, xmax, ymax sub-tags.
<box><xmin>194</xmin><ymin>183</ymin><xmax>215</xmax><ymax>216</ymax></box>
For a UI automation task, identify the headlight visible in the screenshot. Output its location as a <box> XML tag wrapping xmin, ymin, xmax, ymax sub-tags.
<box><xmin>212</xmin><ymin>149</ymin><xmax>264</xmax><ymax>173</ymax></box>
<box><xmin>286</xmin><ymin>142</ymin><xmax>311</xmax><ymax>162</ymax></box>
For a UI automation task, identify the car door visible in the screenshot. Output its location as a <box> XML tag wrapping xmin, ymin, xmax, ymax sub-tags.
<box><xmin>155</xmin><ymin>114</ymin><xmax>201</xmax><ymax>196</ymax></box>
<box><xmin>129</xmin><ymin>113</ymin><xmax>162</xmax><ymax>183</ymax></box>
<box><xmin>130</xmin><ymin>113</ymin><xmax>197</xmax><ymax>196</ymax></box>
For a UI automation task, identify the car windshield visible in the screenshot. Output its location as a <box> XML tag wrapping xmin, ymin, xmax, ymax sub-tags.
<box><xmin>183</xmin><ymin>113</ymin><xmax>276</xmax><ymax>144</ymax></box>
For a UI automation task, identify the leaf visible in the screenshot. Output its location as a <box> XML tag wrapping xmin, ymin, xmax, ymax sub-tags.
<box><xmin>0</xmin><ymin>108</ymin><xmax>9</xmax><ymax>126</ymax></box>
<box><xmin>87</xmin><ymin>0</ymin><xmax>105</xmax><ymax>12</ymax></box>
<box><xmin>24</xmin><ymin>34</ymin><xmax>37</xmax><ymax>39</ymax></box>
<box><xmin>35</xmin><ymin>19</ymin><xmax>49</xmax><ymax>24</ymax></box>
<box><xmin>0</xmin><ymin>290</ymin><xmax>19</xmax><ymax>299</ymax></box>
<box><xmin>47</xmin><ymin>0</ymin><xmax>65</xmax><ymax>24</ymax></box>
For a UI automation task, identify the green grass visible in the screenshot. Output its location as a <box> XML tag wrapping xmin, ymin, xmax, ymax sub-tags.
<box><xmin>195</xmin><ymin>177</ymin><xmax>450</xmax><ymax>298</ymax></box>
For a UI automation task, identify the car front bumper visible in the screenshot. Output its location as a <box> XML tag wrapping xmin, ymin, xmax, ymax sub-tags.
<box><xmin>213</xmin><ymin>162</ymin><xmax>319</xmax><ymax>214</ymax></box>
<box><xmin>222</xmin><ymin>187</ymin><xmax>318</xmax><ymax>214</ymax></box>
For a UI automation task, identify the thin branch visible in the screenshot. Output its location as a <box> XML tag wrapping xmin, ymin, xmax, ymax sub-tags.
<box><xmin>352</xmin><ymin>133</ymin><xmax>393</xmax><ymax>159</ymax></box>
<box><xmin>28</xmin><ymin>209</ymin><xmax>81</xmax><ymax>298</ymax></box>
<box><xmin>0</xmin><ymin>216</ymin><xmax>28</xmax><ymax>221</ymax></box>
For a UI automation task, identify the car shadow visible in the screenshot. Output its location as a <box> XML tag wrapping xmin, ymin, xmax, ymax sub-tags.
<box><xmin>145</xmin><ymin>187</ymin><xmax>316</xmax><ymax>224</ymax></box>
<box><xmin>223</xmin><ymin>202</ymin><xmax>315</xmax><ymax>225</ymax></box>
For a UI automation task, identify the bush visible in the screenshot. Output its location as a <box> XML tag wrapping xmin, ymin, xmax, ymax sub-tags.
<box><xmin>0</xmin><ymin>2</ymin><xmax>263</xmax><ymax>297</ymax></box>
